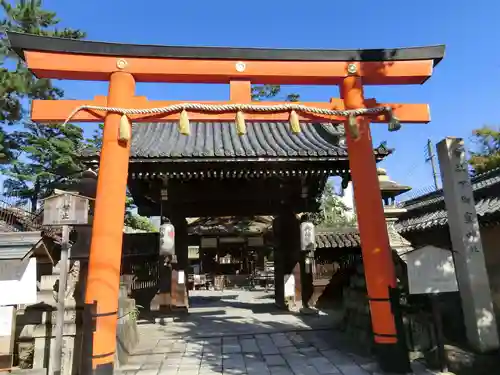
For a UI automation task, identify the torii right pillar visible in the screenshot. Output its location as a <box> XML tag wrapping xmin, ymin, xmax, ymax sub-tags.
<box><xmin>341</xmin><ymin>75</ymin><xmax>410</xmax><ymax>373</ymax></box>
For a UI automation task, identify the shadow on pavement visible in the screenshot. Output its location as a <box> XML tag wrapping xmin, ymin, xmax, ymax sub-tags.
<box><xmin>115</xmin><ymin>289</ymin><xmax>436</xmax><ymax>375</ymax></box>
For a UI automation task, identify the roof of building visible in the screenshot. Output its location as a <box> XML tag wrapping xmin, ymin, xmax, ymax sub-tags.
<box><xmin>396</xmin><ymin>167</ymin><xmax>500</xmax><ymax>233</ymax></box>
<box><xmin>315</xmin><ymin>228</ymin><xmax>361</xmax><ymax>249</ymax></box>
<box><xmin>188</xmin><ymin>216</ymin><xmax>273</xmax><ymax>235</ymax></box>
<box><xmin>188</xmin><ymin>215</ymin><xmax>361</xmax><ymax>248</ymax></box>
<box><xmin>0</xmin><ymin>231</ymin><xmax>42</xmax><ymax>260</ymax></box>
<box><xmin>0</xmin><ymin>202</ymin><xmax>61</xmax><ymax>242</ymax></box>
<box><xmin>82</xmin><ymin>122</ymin><xmax>392</xmax><ymax>163</ymax></box>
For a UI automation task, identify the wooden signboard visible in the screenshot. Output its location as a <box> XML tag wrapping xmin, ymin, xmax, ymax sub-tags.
<box><xmin>400</xmin><ymin>245</ymin><xmax>458</xmax><ymax>295</ymax></box>
<box><xmin>43</xmin><ymin>191</ymin><xmax>89</xmax><ymax>226</ymax></box>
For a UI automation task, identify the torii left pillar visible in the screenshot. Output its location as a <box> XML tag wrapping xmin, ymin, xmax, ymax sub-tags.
<box><xmin>83</xmin><ymin>72</ymin><xmax>135</xmax><ymax>373</ymax></box>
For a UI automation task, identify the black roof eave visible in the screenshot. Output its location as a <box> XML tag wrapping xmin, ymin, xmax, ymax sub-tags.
<box><xmin>7</xmin><ymin>32</ymin><xmax>445</xmax><ymax>67</ymax></box>
<box><xmin>128</xmin><ymin>156</ymin><xmax>349</xmax><ymax>163</ymax></box>
<box><xmin>401</xmin><ymin>168</ymin><xmax>500</xmax><ymax>211</ymax></box>
<box><xmin>81</xmin><ymin>150</ymin><xmax>391</xmax><ymax>165</ymax></box>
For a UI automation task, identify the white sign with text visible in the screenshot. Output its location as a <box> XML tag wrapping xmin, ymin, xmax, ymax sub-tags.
<box><xmin>0</xmin><ymin>258</ymin><xmax>37</xmax><ymax>306</ymax></box>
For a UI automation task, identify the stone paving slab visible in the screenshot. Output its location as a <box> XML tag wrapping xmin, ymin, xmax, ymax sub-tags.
<box><xmin>118</xmin><ymin>329</ymin><xmax>444</xmax><ymax>375</ymax></box>
<box><xmin>116</xmin><ymin>290</ymin><xmax>443</xmax><ymax>375</ymax></box>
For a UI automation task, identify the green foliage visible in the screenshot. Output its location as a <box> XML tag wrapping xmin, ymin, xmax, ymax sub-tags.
<box><xmin>251</xmin><ymin>84</ymin><xmax>300</xmax><ymax>102</ymax></box>
<box><xmin>0</xmin><ymin>126</ymin><xmax>15</xmax><ymax>162</ymax></box>
<box><xmin>0</xmin><ymin>1</ymin><xmax>87</xmax><ymax>208</ymax></box>
<box><xmin>0</xmin><ymin>0</ymin><xmax>86</xmax><ymax>163</ymax></box>
<box><xmin>469</xmin><ymin>125</ymin><xmax>500</xmax><ymax>174</ymax></box>
<box><xmin>311</xmin><ymin>181</ymin><xmax>356</xmax><ymax>227</ymax></box>
<box><xmin>124</xmin><ymin>213</ymin><xmax>158</xmax><ymax>232</ymax></box>
<box><xmin>85</xmin><ymin>123</ymin><xmax>104</xmax><ymax>151</ymax></box>
<box><xmin>124</xmin><ymin>190</ymin><xmax>158</xmax><ymax>232</ymax></box>
<box><xmin>3</xmin><ymin>122</ymin><xmax>85</xmax><ymax>210</ymax></box>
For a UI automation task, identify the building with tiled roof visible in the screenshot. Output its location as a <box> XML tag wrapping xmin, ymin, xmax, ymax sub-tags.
<box><xmin>396</xmin><ymin>167</ymin><xmax>500</xmax><ymax>234</ymax></box>
<box><xmin>396</xmin><ymin>167</ymin><xmax>500</xmax><ymax>340</ymax></box>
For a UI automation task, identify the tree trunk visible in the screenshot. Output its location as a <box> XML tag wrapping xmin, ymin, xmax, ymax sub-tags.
<box><xmin>31</xmin><ymin>179</ymin><xmax>40</xmax><ymax>213</ymax></box>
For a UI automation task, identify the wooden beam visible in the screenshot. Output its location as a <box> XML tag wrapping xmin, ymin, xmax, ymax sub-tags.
<box><xmin>24</xmin><ymin>51</ymin><xmax>434</xmax><ymax>85</ymax></box>
<box><xmin>230</xmin><ymin>80</ymin><xmax>252</xmax><ymax>103</ymax></box>
<box><xmin>31</xmin><ymin>97</ymin><xmax>430</xmax><ymax>124</ymax></box>
<box><xmin>159</xmin><ymin>200</ymin><xmax>316</xmax><ymax>217</ymax></box>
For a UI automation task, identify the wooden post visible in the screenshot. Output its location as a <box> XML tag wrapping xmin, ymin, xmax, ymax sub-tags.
<box><xmin>430</xmin><ymin>295</ymin><xmax>448</xmax><ymax>373</ymax></box>
<box><xmin>272</xmin><ymin>217</ymin><xmax>285</xmax><ymax>309</ymax></box>
<box><xmin>340</xmin><ymin>75</ymin><xmax>410</xmax><ymax>373</ymax></box>
<box><xmin>171</xmin><ymin>216</ymin><xmax>189</xmax><ymax>311</ymax></box>
<box><xmin>52</xmin><ymin>225</ymin><xmax>71</xmax><ymax>375</ymax></box>
<box><xmin>84</xmin><ymin>71</ymin><xmax>135</xmax><ymax>373</ymax></box>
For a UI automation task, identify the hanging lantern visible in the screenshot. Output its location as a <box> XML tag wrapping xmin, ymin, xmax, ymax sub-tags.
<box><xmin>159</xmin><ymin>222</ymin><xmax>175</xmax><ymax>256</ymax></box>
<box><xmin>300</xmin><ymin>221</ymin><xmax>316</xmax><ymax>252</ymax></box>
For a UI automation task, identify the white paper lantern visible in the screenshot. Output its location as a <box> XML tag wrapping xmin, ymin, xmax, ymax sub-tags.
<box><xmin>159</xmin><ymin>223</ymin><xmax>175</xmax><ymax>255</ymax></box>
<box><xmin>300</xmin><ymin>221</ymin><xmax>316</xmax><ymax>251</ymax></box>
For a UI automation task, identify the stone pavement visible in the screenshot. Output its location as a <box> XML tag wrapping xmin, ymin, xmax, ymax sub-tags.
<box><xmin>115</xmin><ymin>289</ymin><xmax>440</xmax><ymax>375</ymax></box>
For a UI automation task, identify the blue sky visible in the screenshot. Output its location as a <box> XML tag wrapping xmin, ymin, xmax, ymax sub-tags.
<box><xmin>32</xmin><ymin>0</ymin><xmax>500</xmax><ymax>194</ymax></box>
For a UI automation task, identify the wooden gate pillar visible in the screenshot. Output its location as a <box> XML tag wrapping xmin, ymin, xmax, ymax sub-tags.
<box><xmin>152</xmin><ymin>214</ymin><xmax>173</xmax><ymax>312</ymax></box>
<box><xmin>272</xmin><ymin>211</ymin><xmax>301</xmax><ymax>310</ymax></box>
<box><xmin>83</xmin><ymin>72</ymin><xmax>135</xmax><ymax>374</ymax></box>
<box><xmin>272</xmin><ymin>217</ymin><xmax>285</xmax><ymax>309</ymax></box>
<box><xmin>170</xmin><ymin>215</ymin><xmax>189</xmax><ymax>312</ymax></box>
<box><xmin>340</xmin><ymin>76</ymin><xmax>410</xmax><ymax>373</ymax></box>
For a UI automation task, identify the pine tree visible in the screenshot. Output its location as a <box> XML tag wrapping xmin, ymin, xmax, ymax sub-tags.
<box><xmin>3</xmin><ymin>122</ymin><xmax>85</xmax><ymax>211</ymax></box>
<box><xmin>0</xmin><ymin>0</ymin><xmax>86</xmax><ymax>163</ymax></box>
<box><xmin>251</xmin><ymin>85</ymin><xmax>300</xmax><ymax>102</ymax></box>
<box><xmin>1</xmin><ymin>0</ymin><xmax>87</xmax><ymax>207</ymax></box>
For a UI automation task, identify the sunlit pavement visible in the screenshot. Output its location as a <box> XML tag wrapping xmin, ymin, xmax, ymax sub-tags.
<box><xmin>115</xmin><ymin>289</ymin><xmax>439</xmax><ymax>375</ymax></box>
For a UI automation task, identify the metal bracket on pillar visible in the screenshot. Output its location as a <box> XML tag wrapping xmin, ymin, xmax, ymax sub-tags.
<box><xmin>376</xmin><ymin>286</ymin><xmax>411</xmax><ymax>374</ymax></box>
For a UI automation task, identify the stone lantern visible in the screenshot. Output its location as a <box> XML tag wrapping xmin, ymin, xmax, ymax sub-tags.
<box><xmin>377</xmin><ymin>168</ymin><xmax>412</xmax><ymax>255</ymax></box>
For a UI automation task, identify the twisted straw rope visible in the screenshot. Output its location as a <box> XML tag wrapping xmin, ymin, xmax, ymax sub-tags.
<box><xmin>61</xmin><ymin>103</ymin><xmax>393</xmax><ymax>127</ymax></box>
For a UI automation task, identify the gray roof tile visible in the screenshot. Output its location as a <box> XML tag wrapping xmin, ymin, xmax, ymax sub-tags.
<box><xmin>0</xmin><ymin>231</ymin><xmax>42</xmax><ymax>260</ymax></box>
<box><xmin>125</xmin><ymin>122</ymin><xmax>390</xmax><ymax>160</ymax></box>
<box><xmin>315</xmin><ymin>230</ymin><xmax>361</xmax><ymax>249</ymax></box>
<box><xmin>397</xmin><ymin>168</ymin><xmax>500</xmax><ymax>233</ymax></box>
<box><xmin>186</xmin><ymin>216</ymin><xmax>362</xmax><ymax>249</ymax></box>
<box><xmin>188</xmin><ymin>216</ymin><xmax>273</xmax><ymax>235</ymax></box>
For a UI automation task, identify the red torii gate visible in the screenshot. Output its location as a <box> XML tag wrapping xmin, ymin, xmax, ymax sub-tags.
<box><xmin>8</xmin><ymin>31</ymin><xmax>444</xmax><ymax>374</ymax></box>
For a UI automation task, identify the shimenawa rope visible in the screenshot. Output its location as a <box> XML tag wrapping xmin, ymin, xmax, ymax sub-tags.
<box><xmin>60</xmin><ymin>103</ymin><xmax>401</xmax><ymax>141</ymax></box>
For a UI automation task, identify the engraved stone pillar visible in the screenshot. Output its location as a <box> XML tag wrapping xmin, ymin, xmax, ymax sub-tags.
<box><xmin>437</xmin><ymin>137</ymin><xmax>499</xmax><ymax>351</ymax></box>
